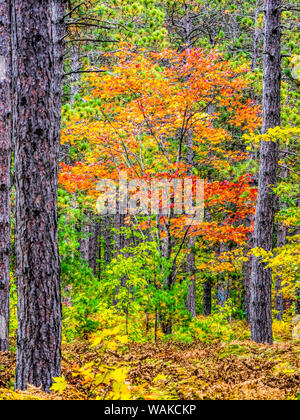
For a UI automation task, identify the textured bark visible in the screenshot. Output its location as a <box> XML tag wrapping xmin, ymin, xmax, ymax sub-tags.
<box><xmin>0</xmin><ymin>0</ymin><xmax>11</xmax><ymax>352</ymax></box>
<box><xmin>250</xmin><ymin>0</ymin><xmax>281</xmax><ymax>345</ymax></box>
<box><xmin>13</xmin><ymin>0</ymin><xmax>66</xmax><ymax>391</ymax></box>
<box><xmin>203</xmin><ymin>281</ymin><xmax>212</xmax><ymax>316</ymax></box>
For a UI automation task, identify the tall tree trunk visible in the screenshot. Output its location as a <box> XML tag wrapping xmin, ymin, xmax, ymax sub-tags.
<box><xmin>88</xmin><ymin>219</ymin><xmax>99</xmax><ymax>275</ymax></box>
<box><xmin>186</xmin><ymin>247</ymin><xmax>196</xmax><ymax>318</ymax></box>
<box><xmin>185</xmin><ymin>131</ymin><xmax>196</xmax><ymax>318</ymax></box>
<box><xmin>216</xmin><ymin>243</ymin><xmax>227</xmax><ymax>308</ymax></box>
<box><xmin>0</xmin><ymin>0</ymin><xmax>11</xmax><ymax>352</ymax></box>
<box><xmin>251</xmin><ymin>0</ymin><xmax>263</xmax><ymax>72</ymax></box>
<box><xmin>104</xmin><ymin>215</ymin><xmax>112</xmax><ymax>264</ymax></box>
<box><xmin>250</xmin><ymin>0</ymin><xmax>281</xmax><ymax>345</ymax></box>
<box><xmin>13</xmin><ymin>0</ymin><xmax>65</xmax><ymax>391</ymax></box>
<box><xmin>80</xmin><ymin>217</ymin><xmax>90</xmax><ymax>262</ymax></box>
<box><xmin>203</xmin><ymin>281</ymin><xmax>212</xmax><ymax>316</ymax></box>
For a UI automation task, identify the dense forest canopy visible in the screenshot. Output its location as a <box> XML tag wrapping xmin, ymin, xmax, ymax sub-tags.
<box><xmin>0</xmin><ymin>0</ymin><xmax>299</xmax><ymax>401</ymax></box>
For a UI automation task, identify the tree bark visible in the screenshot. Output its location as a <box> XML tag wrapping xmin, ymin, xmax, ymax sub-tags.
<box><xmin>13</xmin><ymin>0</ymin><xmax>65</xmax><ymax>391</ymax></box>
<box><xmin>203</xmin><ymin>281</ymin><xmax>212</xmax><ymax>316</ymax></box>
<box><xmin>250</xmin><ymin>0</ymin><xmax>281</xmax><ymax>345</ymax></box>
<box><xmin>0</xmin><ymin>0</ymin><xmax>11</xmax><ymax>352</ymax></box>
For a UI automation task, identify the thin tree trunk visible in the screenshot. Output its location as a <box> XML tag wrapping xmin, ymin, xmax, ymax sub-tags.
<box><xmin>185</xmin><ymin>131</ymin><xmax>196</xmax><ymax>318</ymax></box>
<box><xmin>0</xmin><ymin>0</ymin><xmax>11</xmax><ymax>352</ymax></box>
<box><xmin>186</xmin><ymin>247</ymin><xmax>196</xmax><ymax>318</ymax></box>
<box><xmin>14</xmin><ymin>0</ymin><xmax>65</xmax><ymax>391</ymax></box>
<box><xmin>251</xmin><ymin>0</ymin><xmax>263</xmax><ymax>71</ymax></box>
<box><xmin>203</xmin><ymin>281</ymin><xmax>212</xmax><ymax>316</ymax></box>
<box><xmin>274</xmin><ymin>163</ymin><xmax>289</xmax><ymax>320</ymax></box>
<box><xmin>295</xmin><ymin>288</ymin><xmax>300</xmax><ymax>315</ymax></box>
<box><xmin>80</xmin><ymin>217</ymin><xmax>90</xmax><ymax>262</ymax></box>
<box><xmin>243</xmin><ymin>213</ymin><xmax>255</xmax><ymax>322</ymax></box>
<box><xmin>104</xmin><ymin>215</ymin><xmax>112</xmax><ymax>264</ymax></box>
<box><xmin>250</xmin><ymin>0</ymin><xmax>281</xmax><ymax>345</ymax></box>
<box><xmin>88</xmin><ymin>219</ymin><xmax>99</xmax><ymax>275</ymax></box>
<box><xmin>274</xmin><ymin>222</ymin><xmax>287</xmax><ymax>320</ymax></box>
<box><xmin>70</xmin><ymin>44</ymin><xmax>80</xmax><ymax>103</ymax></box>
<box><xmin>216</xmin><ymin>244</ymin><xmax>227</xmax><ymax>308</ymax></box>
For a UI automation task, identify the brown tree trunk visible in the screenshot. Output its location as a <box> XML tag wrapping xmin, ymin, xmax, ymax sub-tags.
<box><xmin>250</xmin><ymin>0</ymin><xmax>281</xmax><ymax>345</ymax></box>
<box><xmin>13</xmin><ymin>0</ymin><xmax>65</xmax><ymax>391</ymax></box>
<box><xmin>0</xmin><ymin>0</ymin><xmax>11</xmax><ymax>352</ymax></box>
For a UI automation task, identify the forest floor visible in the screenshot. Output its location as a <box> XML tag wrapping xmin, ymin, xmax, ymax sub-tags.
<box><xmin>1</xmin><ymin>331</ymin><xmax>299</xmax><ymax>400</ymax></box>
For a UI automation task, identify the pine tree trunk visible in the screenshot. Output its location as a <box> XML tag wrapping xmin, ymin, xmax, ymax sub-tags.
<box><xmin>13</xmin><ymin>0</ymin><xmax>65</xmax><ymax>391</ymax></box>
<box><xmin>250</xmin><ymin>0</ymin><xmax>281</xmax><ymax>345</ymax></box>
<box><xmin>0</xmin><ymin>0</ymin><xmax>11</xmax><ymax>352</ymax></box>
